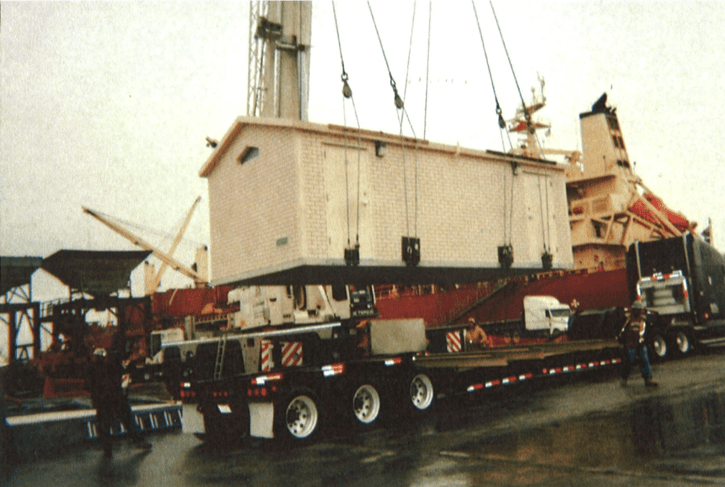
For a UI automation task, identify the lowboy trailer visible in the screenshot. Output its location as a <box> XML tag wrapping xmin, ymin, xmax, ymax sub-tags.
<box><xmin>189</xmin><ymin>317</ymin><xmax>623</xmax><ymax>444</ymax></box>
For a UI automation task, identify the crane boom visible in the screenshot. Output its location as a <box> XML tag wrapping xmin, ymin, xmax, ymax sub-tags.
<box><xmin>150</xmin><ymin>196</ymin><xmax>202</xmax><ymax>290</ymax></box>
<box><xmin>82</xmin><ymin>205</ymin><xmax>207</xmax><ymax>287</ymax></box>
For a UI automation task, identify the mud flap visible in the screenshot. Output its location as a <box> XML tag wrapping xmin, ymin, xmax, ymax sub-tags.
<box><xmin>249</xmin><ymin>402</ymin><xmax>275</xmax><ymax>439</ymax></box>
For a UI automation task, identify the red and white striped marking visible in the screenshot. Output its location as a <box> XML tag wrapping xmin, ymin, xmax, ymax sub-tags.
<box><xmin>252</xmin><ymin>373</ymin><xmax>283</xmax><ymax>385</ymax></box>
<box><xmin>467</xmin><ymin>373</ymin><xmax>533</xmax><ymax>392</ymax></box>
<box><xmin>543</xmin><ymin>358</ymin><xmax>621</xmax><ymax>376</ymax></box>
<box><xmin>467</xmin><ymin>357</ymin><xmax>622</xmax><ymax>393</ymax></box>
<box><xmin>322</xmin><ymin>363</ymin><xmax>345</xmax><ymax>377</ymax></box>
<box><xmin>281</xmin><ymin>341</ymin><xmax>303</xmax><ymax>367</ymax></box>
<box><xmin>385</xmin><ymin>357</ymin><xmax>402</xmax><ymax>366</ymax></box>
<box><xmin>446</xmin><ymin>331</ymin><xmax>462</xmax><ymax>353</ymax></box>
<box><xmin>260</xmin><ymin>339</ymin><xmax>273</xmax><ymax>371</ymax></box>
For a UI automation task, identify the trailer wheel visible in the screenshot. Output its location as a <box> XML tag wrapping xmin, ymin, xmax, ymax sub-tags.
<box><xmin>277</xmin><ymin>390</ymin><xmax>320</xmax><ymax>441</ymax></box>
<box><xmin>352</xmin><ymin>384</ymin><xmax>381</xmax><ymax>425</ymax></box>
<box><xmin>650</xmin><ymin>333</ymin><xmax>668</xmax><ymax>361</ymax></box>
<box><xmin>674</xmin><ymin>330</ymin><xmax>692</xmax><ymax>355</ymax></box>
<box><xmin>409</xmin><ymin>374</ymin><xmax>434</xmax><ymax>411</ymax></box>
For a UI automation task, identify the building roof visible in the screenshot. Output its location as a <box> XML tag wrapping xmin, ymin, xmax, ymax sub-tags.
<box><xmin>41</xmin><ymin>250</ymin><xmax>151</xmax><ymax>296</ymax></box>
<box><xmin>0</xmin><ymin>256</ymin><xmax>43</xmax><ymax>295</ymax></box>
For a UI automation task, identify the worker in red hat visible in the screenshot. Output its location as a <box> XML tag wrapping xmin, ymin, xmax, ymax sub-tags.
<box><xmin>618</xmin><ymin>301</ymin><xmax>658</xmax><ymax>387</ymax></box>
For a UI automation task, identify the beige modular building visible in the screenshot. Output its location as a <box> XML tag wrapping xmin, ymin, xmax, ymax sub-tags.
<box><xmin>199</xmin><ymin>117</ymin><xmax>573</xmax><ymax>286</ymax></box>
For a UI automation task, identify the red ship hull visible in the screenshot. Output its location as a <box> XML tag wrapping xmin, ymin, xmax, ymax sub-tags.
<box><xmin>375</xmin><ymin>268</ymin><xmax>629</xmax><ymax>327</ymax></box>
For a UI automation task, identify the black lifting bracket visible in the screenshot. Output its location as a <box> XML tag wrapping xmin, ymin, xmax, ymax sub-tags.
<box><xmin>541</xmin><ymin>250</ymin><xmax>553</xmax><ymax>271</ymax></box>
<box><xmin>345</xmin><ymin>244</ymin><xmax>360</xmax><ymax>266</ymax></box>
<box><xmin>498</xmin><ymin>244</ymin><xmax>514</xmax><ymax>269</ymax></box>
<box><xmin>402</xmin><ymin>237</ymin><xmax>421</xmax><ymax>267</ymax></box>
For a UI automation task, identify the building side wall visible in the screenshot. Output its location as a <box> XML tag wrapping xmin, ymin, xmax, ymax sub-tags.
<box><xmin>206</xmin><ymin>125</ymin><xmax>300</xmax><ymax>282</ymax></box>
<box><xmin>205</xmin><ymin>120</ymin><xmax>573</xmax><ymax>284</ymax></box>
<box><xmin>298</xmin><ymin>133</ymin><xmax>330</xmax><ymax>259</ymax></box>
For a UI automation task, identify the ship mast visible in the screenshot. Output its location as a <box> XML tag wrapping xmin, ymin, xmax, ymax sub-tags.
<box><xmin>247</xmin><ymin>1</ymin><xmax>311</xmax><ymax>120</ymax></box>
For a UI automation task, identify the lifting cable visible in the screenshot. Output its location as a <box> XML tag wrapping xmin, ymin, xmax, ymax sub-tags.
<box><xmin>88</xmin><ymin>209</ymin><xmax>205</xmax><ymax>248</ymax></box>
<box><xmin>489</xmin><ymin>1</ymin><xmax>551</xmax><ymax>257</ymax></box>
<box><xmin>537</xmin><ymin>170</ymin><xmax>552</xmax><ymax>260</ymax></box>
<box><xmin>332</xmin><ymin>1</ymin><xmax>363</xmax><ymax>254</ymax></box>
<box><xmin>472</xmin><ymin>0</ymin><xmax>516</xmax><ymax>253</ymax></box>
<box><xmin>502</xmin><ymin>158</ymin><xmax>515</xmax><ymax>248</ymax></box>
<box><xmin>471</xmin><ymin>0</ymin><xmax>510</xmax><ymax>146</ymax></box>
<box><xmin>423</xmin><ymin>2</ymin><xmax>432</xmax><ymax>140</ymax></box>
<box><xmin>368</xmin><ymin>1</ymin><xmax>420</xmax><ymax>238</ymax></box>
<box><xmin>399</xmin><ymin>3</ymin><xmax>416</xmax><ymax>129</ymax></box>
<box><xmin>399</xmin><ymin>3</ymin><xmax>420</xmax><ymax>238</ymax></box>
<box><xmin>490</xmin><ymin>1</ymin><xmax>538</xmax><ymax>145</ymax></box>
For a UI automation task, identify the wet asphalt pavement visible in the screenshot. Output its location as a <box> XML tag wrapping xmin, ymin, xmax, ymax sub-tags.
<box><xmin>5</xmin><ymin>349</ymin><xmax>725</xmax><ymax>487</ymax></box>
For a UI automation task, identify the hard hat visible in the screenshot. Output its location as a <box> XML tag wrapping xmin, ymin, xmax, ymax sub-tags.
<box><xmin>93</xmin><ymin>348</ymin><xmax>107</xmax><ymax>357</ymax></box>
<box><xmin>631</xmin><ymin>301</ymin><xmax>646</xmax><ymax>310</ymax></box>
<box><xmin>468</xmin><ymin>317</ymin><xmax>476</xmax><ymax>323</ymax></box>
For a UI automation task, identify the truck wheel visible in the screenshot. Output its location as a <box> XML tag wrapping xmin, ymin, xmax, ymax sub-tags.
<box><xmin>352</xmin><ymin>384</ymin><xmax>381</xmax><ymax>425</ymax></box>
<box><xmin>277</xmin><ymin>390</ymin><xmax>320</xmax><ymax>441</ymax></box>
<box><xmin>674</xmin><ymin>330</ymin><xmax>692</xmax><ymax>355</ymax></box>
<box><xmin>650</xmin><ymin>333</ymin><xmax>668</xmax><ymax>361</ymax></box>
<box><xmin>409</xmin><ymin>374</ymin><xmax>434</xmax><ymax>412</ymax></box>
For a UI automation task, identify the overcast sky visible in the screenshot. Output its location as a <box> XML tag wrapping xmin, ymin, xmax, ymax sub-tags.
<box><xmin>2</xmin><ymin>1</ymin><xmax>724</xmax><ymax>300</ymax></box>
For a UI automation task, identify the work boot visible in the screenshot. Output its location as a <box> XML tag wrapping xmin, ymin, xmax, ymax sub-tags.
<box><xmin>644</xmin><ymin>379</ymin><xmax>658</xmax><ymax>387</ymax></box>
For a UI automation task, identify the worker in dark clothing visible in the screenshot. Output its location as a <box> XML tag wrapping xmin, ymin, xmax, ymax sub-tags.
<box><xmin>86</xmin><ymin>347</ymin><xmax>152</xmax><ymax>458</ymax></box>
<box><xmin>619</xmin><ymin>301</ymin><xmax>658</xmax><ymax>387</ymax></box>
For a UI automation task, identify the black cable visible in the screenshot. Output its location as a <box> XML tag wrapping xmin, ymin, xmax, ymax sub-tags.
<box><xmin>368</xmin><ymin>1</ymin><xmax>422</xmax><ymax>237</ymax></box>
<box><xmin>333</xmin><ymin>1</ymin><xmax>364</xmax><ymax>248</ymax></box>
<box><xmin>399</xmin><ymin>3</ymin><xmax>416</xmax><ymax>128</ymax></box>
<box><xmin>471</xmin><ymin>0</ymin><xmax>506</xmax><ymax>132</ymax></box>
<box><xmin>490</xmin><ymin>0</ymin><xmax>544</xmax><ymax>154</ymax></box>
<box><xmin>367</xmin><ymin>2</ymin><xmax>404</xmax><ymax>111</ymax></box>
<box><xmin>424</xmin><ymin>2</ymin><xmax>432</xmax><ymax>140</ymax></box>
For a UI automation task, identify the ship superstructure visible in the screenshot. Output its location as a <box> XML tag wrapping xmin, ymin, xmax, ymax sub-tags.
<box><xmin>510</xmin><ymin>90</ymin><xmax>694</xmax><ymax>272</ymax></box>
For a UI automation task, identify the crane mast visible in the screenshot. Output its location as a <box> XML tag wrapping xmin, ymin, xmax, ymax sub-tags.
<box><xmin>247</xmin><ymin>1</ymin><xmax>311</xmax><ymax>120</ymax></box>
<box><xmin>246</xmin><ymin>1</ymin><xmax>269</xmax><ymax>117</ymax></box>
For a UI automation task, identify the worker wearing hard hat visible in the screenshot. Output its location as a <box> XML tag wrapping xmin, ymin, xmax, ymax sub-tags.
<box><xmin>86</xmin><ymin>345</ymin><xmax>152</xmax><ymax>458</ymax></box>
<box><xmin>618</xmin><ymin>301</ymin><xmax>658</xmax><ymax>387</ymax></box>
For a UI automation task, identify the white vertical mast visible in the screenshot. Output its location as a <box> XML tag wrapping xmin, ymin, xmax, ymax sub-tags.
<box><xmin>248</xmin><ymin>1</ymin><xmax>311</xmax><ymax>120</ymax></box>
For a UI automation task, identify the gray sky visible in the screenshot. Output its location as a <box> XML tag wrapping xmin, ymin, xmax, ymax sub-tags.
<box><xmin>2</xmin><ymin>1</ymin><xmax>724</xmax><ymax>298</ymax></box>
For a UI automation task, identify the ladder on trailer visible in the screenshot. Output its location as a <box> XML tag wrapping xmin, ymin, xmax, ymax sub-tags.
<box><xmin>213</xmin><ymin>335</ymin><xmax>228</xmax><ymax>380</ymax></box>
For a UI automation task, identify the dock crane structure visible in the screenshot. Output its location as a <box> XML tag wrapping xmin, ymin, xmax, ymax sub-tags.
<box><xmin>82</xmin><ymin>197</ymin><xmax>208</xmax><ymax>291</ymax></box>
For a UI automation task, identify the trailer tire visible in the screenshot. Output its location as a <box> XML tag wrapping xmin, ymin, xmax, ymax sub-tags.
<box><xmin>674</xmin><ymin>330</ymin><xmax>692</xmax><ymax>355</ymax></box>
<box><xmin>276</xmin><ymin>389</ymin><xmax>321</xmax><ymax>441</ymax></box>
<box><xmin>351</xmin><ymin>384</ymin><xmax>382</xmax><ymax>425</ymax></box>
<box><xmin>409</xmin><ymin>373</ymin><xmax>435</xmax><ymax>412</ymax></box>
<box><xmin>650</xmin><ymin>333</ymin><xmax>668</xmax><ymax>361</ymax></box>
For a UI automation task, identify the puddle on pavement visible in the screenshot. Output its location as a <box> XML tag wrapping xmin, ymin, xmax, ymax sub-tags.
<box><xmin>455</xmin><ymin>387</ymin><xmax>725</xmax><ymax>478</ymax></box>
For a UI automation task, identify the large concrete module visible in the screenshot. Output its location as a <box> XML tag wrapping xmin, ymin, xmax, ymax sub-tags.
<box><xmin>200</xmin><ymin>116</ymin><xmax>573</xmax><ymax>286</ymax></box>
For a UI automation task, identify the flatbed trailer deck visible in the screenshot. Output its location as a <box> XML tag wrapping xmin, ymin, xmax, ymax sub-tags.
<box><xmin>190</xmin><ymin>322</ymin><xmax>623</xmax><ymax>444</ymax></box>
